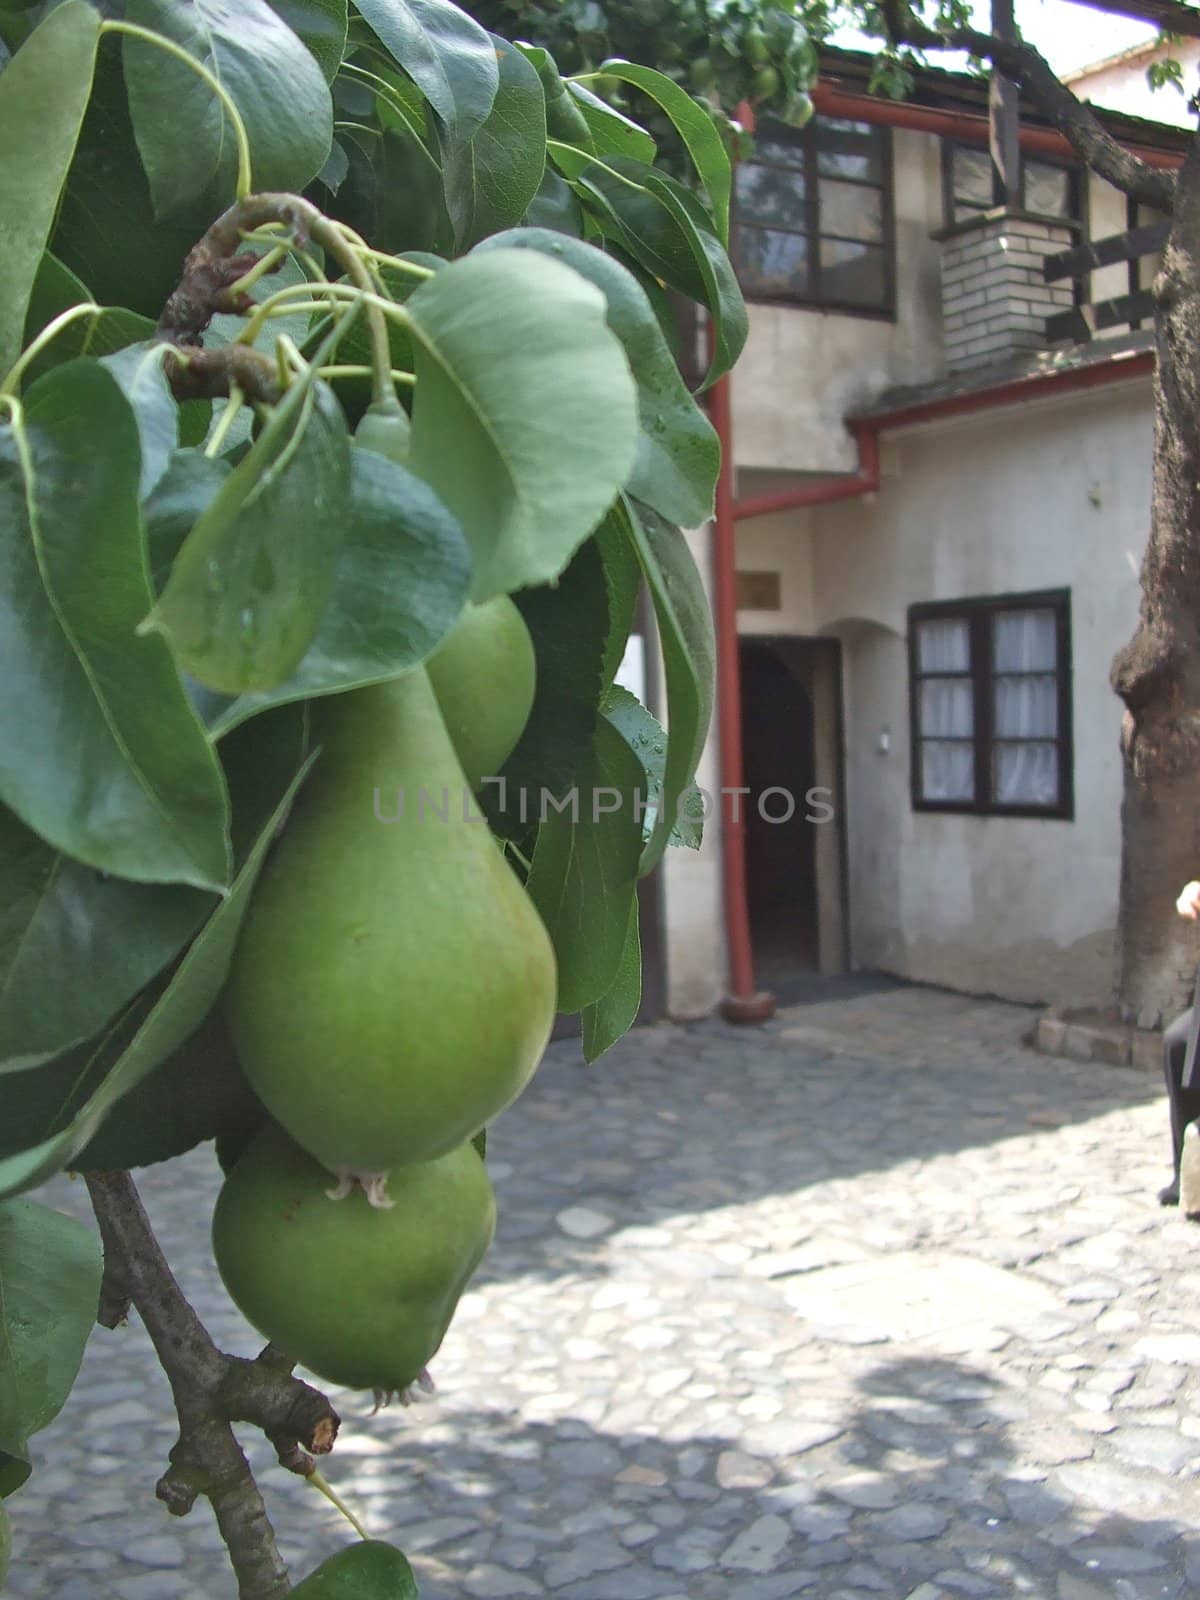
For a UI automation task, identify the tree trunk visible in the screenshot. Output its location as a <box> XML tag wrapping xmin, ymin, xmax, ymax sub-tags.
<box><xmin>1111</xmin><ymin>140</ymin><xmax>1200</xmax><ymax>1027</ymax></box>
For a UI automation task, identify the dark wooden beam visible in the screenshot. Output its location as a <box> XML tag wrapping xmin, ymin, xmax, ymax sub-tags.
<box><xmin>1043</xmin><ymin>220</ymin><xmax>1171</xmax><ymax>281</ymax></box>
<box><xmin>1046</xmin><ymin>287</ymin><xmax>1157</xmax><ymax>342</ymax></box>
<box><xmin>1077</xmin><ymin>0</ymin><xmax>1200</xmax><ymax>39</ymax></box>
<box><xmin>989</xmin><ymin>0</ymin><xmax>1021</xmax><ymax>206</ymax></box>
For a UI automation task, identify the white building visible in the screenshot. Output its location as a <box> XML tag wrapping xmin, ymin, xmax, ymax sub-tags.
<box><xmin>654</xmin><ymin>48</ymin><xmax>1189</xmax><ymax>1020</ymax></box>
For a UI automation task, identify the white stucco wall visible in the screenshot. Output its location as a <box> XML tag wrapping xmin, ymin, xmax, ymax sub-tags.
<box><xmin>731</xmin><ymin>128</ymin><xmax>945</xmax><ymax>474</ymax></box>
<box><xmin>1066</xmin><ymin>41</ymin><xmax>1200</xmax><ymax>128</ymax></box>
<box><xmin>807</xmin><ymin>379</ymin><xmax>1152</xmax><ymax>1006</ymax></box>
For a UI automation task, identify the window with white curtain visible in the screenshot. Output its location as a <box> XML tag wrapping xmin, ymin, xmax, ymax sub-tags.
<box><xmin>909</xmin><ymin>592</ymin><xmax>1072</xmax><ymax>817</ymax></box>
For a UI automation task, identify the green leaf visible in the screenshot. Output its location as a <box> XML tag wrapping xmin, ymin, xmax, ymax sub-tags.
<box><xmin>602</xmin><ymin>684</ymin><xmax>701</xmax><ymax>852</ymax></box>
<box><xmin>0</xmin><ymin>360</ymin><xmax>232</xmax><ymax>889</ymax></box>
<box><xmin>72</xmin><ymin>1008</ymin><xmax>266</xmax><ymax>1172</ymax></box>
<box><xmin>353</xmin><ymin>0</ymin><xmax>498</xmax><ymax>146</ymax></box>
<box><xmin>406</xmin><ymin>248</ymin><xmax>637</xmax><ymax>602</ymax></box>
<box><xmin>0</xmin><ymin>807</ymin><xmax>212</xmax><ymax>1074</ymax></box>
<box><xmin>186</xmin><ymin>446</ymin><xmax>471</xmax><ymax>735</ymax></box>
<box><xmin>22</xmin><ymin>256</ymin><xmax>157</xmax><ymax>390</ymax></box>
<box><xmin>597</xmin><ymin>58</ymin><xmax>732</xmax><ymax>243</ymax></box>
<box><xmin>0</xmin><ymin>755</ymin><xmax>316</xmax><ymax>1201</ymax></box>
<box><xmin>476</xmin><ymin>229</ymin><xmax>718</xmax><ymax>528</ymax></box>
<box><xmin>147</xmin><ymin>360</ymin><xmax>353</xmax><ymax>695</ymax></box>
<box><xmin>595</xmin><ymin>507</ymin><xmax>640</xmax><ymax>692</ymax></box>
<box><xmin>291</xmin><ymin>1538</ymin><xmax>419</xmax><ymax>1598</ymax></box>
<box><xmin>581</xmin><ymin>893</ymin><xmax>641</xmax><ymax>1063</ymax></box>
<box><xmin>442</xmin><ymin>35</ymin><xmax>546</xmax><ymax>252</ymax></box>
<box><xmin>567</xmin><ymin>155</ymin><xmax>747</xmax><ymax>389</ymax></box>
<box><xmin>143</xmin><ymin>448</ymin><xmax>232</xmax><ymax>593</ymax></box>
<box><xmin>50</xmin><ymin>47</ymin><xmax>213</xmax><ymax>318</ymax></box>
<box><xmin>523</xmin><ymin>167</ymin><xmax>583</xmax><ymax>237</ymax></box>
<box><xmin>123</xmin><ymin>0</ymin><xmax>333</xmax><ymax>212</ymax></box>
<box><xmin>526</xmin><ymin>715</ymin><xmax>645</xmax><ymax>1013</ymax></box>
<box><xmin>0</xmin><ymin>1198</ymin><xmax>102</xmax><ymax>1496</ymax></box>
<box><xmin>499</xmin><ymin>536</ymin><xmax>610</xmax><ymax>837</ymax></box>
<box><xmin>267</xmin><ymin>0</ymin><xmax>348</xmax><ymax>82</ymax></box>
<box><xmin>0</xmin><ymin>0</ymin><xmax>100</xmax><ymax>382</ymax></box>
<box><xmin>622</xmin><ymin>497</ymin><xmax>714</xmax><ymax>872</ymax></box>
<box><xmin>566</xmin><ymin>81</ymin><xmax>655</xmax><ymax>165</ymax></box>
<box><xmin>100</xmin><ymin>342</ymin><xmax>179</xmax><ymax>498</ymax></box>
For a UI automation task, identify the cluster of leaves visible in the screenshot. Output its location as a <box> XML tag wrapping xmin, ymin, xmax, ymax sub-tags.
<box><xmin>0</xmin><ymin>0</ymin><xmax>738</xmax><ymax>1585</ymax></box>
<box><xmin>466</xmin><ymin>0</ymin><xmax>824</xmax><ymax>154</ymax></box>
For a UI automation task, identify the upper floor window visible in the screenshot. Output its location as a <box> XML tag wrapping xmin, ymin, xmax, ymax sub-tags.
<box><xmin>945</xmin><ymin>143</ymin><xmax>1083</xmax><ymax>228</ymax></box>
<box><xmin>909</xmin><ymin>591</ymin><xmax>1073</xmax><ymax>818</ymax></box>
<box><xmin>734</xmin><ymin>116</ymin><xmax>894</xmax><ymax>315</ymax></box>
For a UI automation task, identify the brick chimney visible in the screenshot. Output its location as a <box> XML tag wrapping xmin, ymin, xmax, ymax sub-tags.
<box><xmin>936</xmin><ymin>209</ymin><xmax>1076</xmax><ymax>371</ymax></box>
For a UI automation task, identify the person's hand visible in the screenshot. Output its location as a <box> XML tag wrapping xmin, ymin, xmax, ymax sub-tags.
<box><xmin>1177</xmin><ymin>881</ymin><xmax>1200</xmax><ymax>920</ymax></box>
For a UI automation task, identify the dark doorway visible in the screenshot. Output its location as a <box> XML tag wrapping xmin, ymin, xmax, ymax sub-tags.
<box><xmin>740</xmin><ymin>640</ymin><xmax>818</xmax><ymax>984</ymax></box>
<box><xmin>739</xmin><ymin>636</ymin><xmax>847</xmax><ymax>994</ymax></box>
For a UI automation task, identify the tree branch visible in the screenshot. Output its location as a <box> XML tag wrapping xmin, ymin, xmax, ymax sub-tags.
<box><xmin>879</xmin><ymin>0</ymin><xmax>1179</xmax><ymax>213</ymax></box>
<box><xmin>85</xmin><ymin>1171</ymin><xmax>342</xmax><ymax>1600</ymax></box>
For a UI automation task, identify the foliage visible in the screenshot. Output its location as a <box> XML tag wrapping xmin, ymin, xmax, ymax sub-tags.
<box><xmin>0</xmin><ymin>0</ymin><xmax>728</xmax><ymax>1591</ymax></box>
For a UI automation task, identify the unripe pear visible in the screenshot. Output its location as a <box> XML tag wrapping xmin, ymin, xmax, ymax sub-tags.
<box><xmin>223</xmin><ymin>665</ymin><xmax>556</xmax><ymax>1175</ymax></box>
<box><xmin>426</xmin><ymin>595</ymin><xmax>536</xmax><ymax>789</ymax></box>
<box><xmin>212</xmin><ymin>1125</ymin><xmax>494</xmax><ymax>1394</ymax></box>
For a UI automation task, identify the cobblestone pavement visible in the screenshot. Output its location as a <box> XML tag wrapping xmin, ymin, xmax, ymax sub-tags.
<box><xmin>9</xmin><ymin>984</ymin><xmax>1200</xmax><ymax>1600</ymax></box>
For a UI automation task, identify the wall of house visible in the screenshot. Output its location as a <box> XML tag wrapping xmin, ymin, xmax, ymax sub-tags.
<box><xmin>807</xmin><ymin>378</ymin><xmax>1153</xmax><ymax>1007</ymax></box>
<box><xmin>1066</xmin><ymin>41</ymin><xmax>1200</xmax><ymax>129</ymax></box>
<box><xmin>731</xmin><ymin>128</ymin><xmax>946</xmax><ymax>474</ymax></box>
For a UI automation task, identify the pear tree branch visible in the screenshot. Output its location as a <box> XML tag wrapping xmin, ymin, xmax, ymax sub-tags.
<box><xmin>85</xmin><ymin>1171</ymin><xmax>342</xmax><ymax>1600</ymax></box>
<box><xmin>879</xmin><ymin>0</ymin><xmax>1179</xmax><ymax>213</ymax></box>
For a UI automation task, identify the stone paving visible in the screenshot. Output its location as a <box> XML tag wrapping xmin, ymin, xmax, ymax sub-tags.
<box><xmin>8</xmin><ymin>983</ymin><xmax>1200</xmax><ymax>1600</ymax></box>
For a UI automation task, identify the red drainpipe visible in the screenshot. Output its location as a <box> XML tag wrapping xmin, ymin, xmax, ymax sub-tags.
<box><xmin>707</xmin><ymin>350</ymin><xmax>777</xmax><ymax>1023</ymax></box>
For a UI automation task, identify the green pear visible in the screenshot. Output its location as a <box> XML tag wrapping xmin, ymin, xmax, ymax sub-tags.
<box><xmin>426</xmin><ymin>595</ymin><xmax>535</xmax><ymax>790</ymax></box>
<box><xmin>223</xmin><ymin>665</ymin><xmax>556</xmax><ymax>1175</ymax></box>
<box><xmin>212</xmin><ymin>1125</ymin><xmax>494</xmax><ymax>1394</ymax></box>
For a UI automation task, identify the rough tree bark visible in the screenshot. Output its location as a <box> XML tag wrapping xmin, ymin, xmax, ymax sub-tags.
<box><xmin>1111</xmin><ymin>137</ymin><xmax>1200</xmax><ymax>1026</ymax></box>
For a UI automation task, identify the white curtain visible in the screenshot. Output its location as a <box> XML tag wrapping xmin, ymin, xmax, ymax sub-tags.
<box><xmin>992</xmin><ymin>609</ymin><xmax>1059</xmax><ymax>805</ymax></box>
<box><xmin>916</xmin><ymin>619</ymin><xmax>974</xmax><ymax>800</ymax></box>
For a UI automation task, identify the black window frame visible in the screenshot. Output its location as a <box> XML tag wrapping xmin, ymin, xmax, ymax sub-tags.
<box><xmin>733</xmin><ymin>115</ymin><xmax>896</xmax><ymax>319</ymax></box>
<box><xmin>907</xmin><ymin>589</ymin><xmax>1074</xmax><ymax>820</ymax></box>
<box><xmin>941</xmin><ymin>140</ymin><xmax>1087</xmax><ymax>234</ymax></box>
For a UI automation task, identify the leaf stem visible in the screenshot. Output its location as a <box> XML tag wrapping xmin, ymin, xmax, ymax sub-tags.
<box><xmin>0</xmin><ymin>303</ymin><xmax>101</xmax><ymax>399</ymax></box>
<box><xmin>205</xmin><ymin>385</ymin><xmax>246</xmax><ymax>457</ymax></box>
<box><xmin>225</xmin><ymin>245</ymin><xmax>291</xmax><ymax>300</ymax></box>
<box><xmin>319</xmin><ymin>364</ymin><xmax>415</xmax><ymax>386</ymax></box>
<box><xmin>102</xmin><ymin>20</ymin><xmax>254</xmax><ymax>200</ymax></box>
<box><xmin>307</xmin><ymin>1469</ymin><xmax>369</xmax><ymax>1540</ymax></box>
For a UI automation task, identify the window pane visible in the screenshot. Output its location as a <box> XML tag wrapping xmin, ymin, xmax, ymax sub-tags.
<box><xmin>816</xmin><ymin>124</ymin><xmax>885</xmax><ymax>184</ymax></box>
<box><xmin>995</xmin><ymin>674</ymin><xmax>1058</xmax><ymax>738</ymax></box>
<box><xmin>953</xmin><ymin>146</ymin><xmax>993</xmax><ymax>210</ymax></box>
<box><xmin>993</xmin><ymin>608</ymin><xmax>1057</xmax><ymax>671</ymax></box>
<box><xmin>819</xmin><ymin>178</ymin><xmax>883</xmax><ymax>242</ymax></box>
<box><xmin>993</xmin><ymin>741</ymin><xmax>1060</xmax><ymax>806</ymax></box>
<box><xmin>922</xmin><ymin>741</ymin><xmax>975</xmax><ymax>802</ymax></box>
<box><xmin>736</xmin><ymin>162</ymin><xmax>805</xmax><ymax>227</ymax></box>
<box><xmin>1025</xmin><ymin>160</ymin><xmax>1071</xmax><ymax>218</ymax></box>
<box><xmin>920</xmin><ymin>679</ymin><xmax>974</xmax><ymax>738</ymax></box>
<box><xmin>818</xmin><ymin>148</ymin><xmax>874</xmax><ymax>181</ymax></box>
<box><xmin>917</xmin><ymin>617</ymin><xmax>970</xmax><ymax>673</ymax></box>
<box><xmin>737</xmin><ymin>227</ymin><xmax>810</xmax><ymax>298</ymax></box>
<box><xmin>819</xmin><ymin>238</ymin><xmax>886</xmax><ymax>306</ymax></box>
<box><xmin>754</xmin><ymin>124</ymin><xmax>807</xmax><ymax>171</ymax></box>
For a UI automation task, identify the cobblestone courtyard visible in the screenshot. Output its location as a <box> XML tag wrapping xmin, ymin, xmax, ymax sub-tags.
<box><xmin>8</xmin><ymin>984</ymin><xmax>1200</xmax><ymax>1600</ymax></box>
